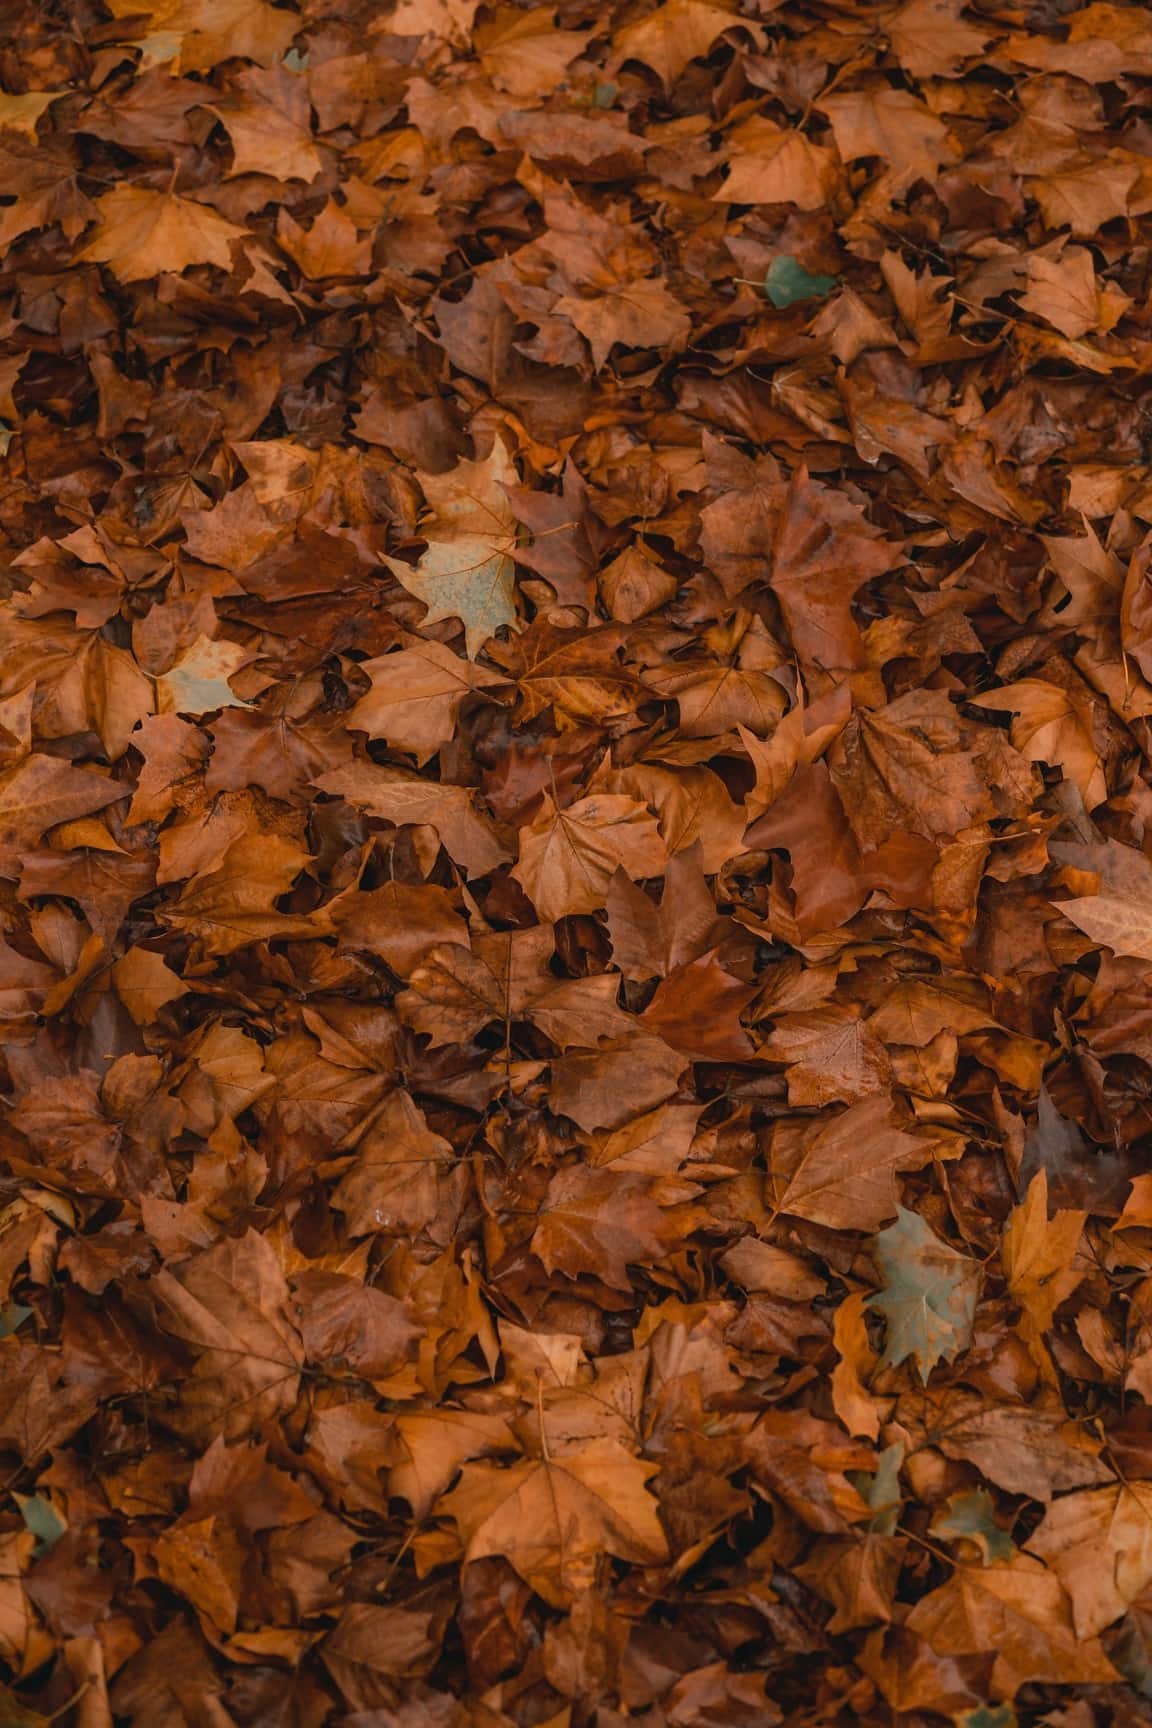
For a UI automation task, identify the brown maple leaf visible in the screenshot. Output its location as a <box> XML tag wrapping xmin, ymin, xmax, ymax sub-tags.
<box><xmin>439</xmin><ymin>1441</ymin><xmax>668</xmax><ymax>1607</ymax></box>
<box><xmin>79</xmin><ymin>186</ymin><xmax>248</xmax><ymax>281</ymax></box>
<box><xmin>512</xmin><ymin>792</ymin><xmax>668</xmax><ymax>922</ymax></box>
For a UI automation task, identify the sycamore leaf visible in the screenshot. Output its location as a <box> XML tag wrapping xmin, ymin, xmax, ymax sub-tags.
<box><xmin>911</xmin><ymin>1387</ymin><xmax>1111</xmax><ymax>1500</ymax></box>
<box><xmin>160</xmin><ymin>830</ymin><xmax>319</xmax><ymax>954</ymax></box>
<box><xmin>929</xmin><ymin>1490</ymin><xmax>1014</xmax><ymax>1564</ymax></box>
<box><xmin>1027</xmin><ymin>1481</ymin><xmax>1152</xmax><ymax>1636</ymax></box>
<box><xmin>532</xmin><ymin>1165</ymin><xmax>686</xmax><ymax>1289</ymax></box>
<box><xmin>796</xmin><ymin>1530</ymin><xmax>903</xmax><ymax>1633</ymax></box>
<box><xmin>767</xmin><ymin>468</ymin><xmax>903</xmax><ymax>677</ymax></box>
<box><xmin>276</xmin><ymin>201</ymin><xmax>372</xmax><ymax>278</ymax></box>
<box><xmin>1001</xmin><ymin>1171</ymin><xmax>1085</xmax><ymax>1381</ymax></box>
<box><xmin>611</xmin><ymin>0</ymin><xmax>741</xmax><ymax>87</ymax></box>
<box><xmin>79</xmin><ymin>186</ymin><xmax>248</xmax><ymax>280</ymax></box>
<box><xmin>207</xmin><ymin>65</ymin><xmax>324</xmax><ymax>183</ymax></box>
<box><xmin>555</xmin><ymin>277</ymin><xmax>691</xmax><ymax>369</ymax></box>
<box><xmin>439</xmin><ymin>1440</ymin><xmax>668</xmax><ymax>1607</ymax></box>
<box><xmin>969</xmin><ymin>679</ymin><xmax>1105</xmax><ymax>809</ymax></box>
<box><xmin>719</xmin><ymin>126</ymin><xmax>839</xmax><ymax>210</ymax></box>
<box><xmin>1051</xmin><ymin>838</ymin><xmax>1152</xmax><ymax>964</ymax></box>
<box><xmin>153</xmin><ymin>1514</ymin><xmax>242</xmax><ymax>1633</ymax></box>
<box><xmin>395</xmin><ymin>943</ymin><xmax>506</xmax><ymax>1044</ymax></box>
<box><xmin>1031</xmin><ymin>158</ymin><xmax>1137</xmax><ymax>238</ymax></box>
<box><xmin>887</xmin><ymin>0</ymin><xmax>989</xmax><ymax>77</ymax></box>
<box><xmin>112</xmin><ymin>946</ymin><xmax>189</xmax><ymax>1026</ymax></box>
<box><xmin>1056</xmin><ymin>884</ymin><xmax>1152</xmax><ymax>961</ymax></box>
<box><xmin>819</xmin><ymin>87</ymin><xmax>958</xmax><ymax>186</ymax></box>
<box><xmin>321</xmin><ymin>1604</ymin><xmax>441</xmax><ymax>1708</ymax></box>
<box><xmin>759</xmin><ymin>1005</ymin><xmax>890</xmax><ymax>1106</ymax></box>
<box><xmin>331</xmin><ymin>1090</ymin><xmax>456</xmax><ymax>1239</ymax></box>
<box><xmin>478</xmin><ymin>12</ymin><xmax>587</xmax><ymax>97</ymax></box>
<box><xmin>868</xmin><ymin>1207</ymin><xmax>979</xmax><ymax>1380</ymax></box>
<box><xmin>1020</xmin><ymin>246</ymin><xmax>1117</xmax><ymax>340</ymax></box>
<box><xmin>384</xmin><ymin>445</ymin><xmax>521</xmax><ymax>657</ymax></box>
<box><xmin>770</xmin><ymin>1095</ymin><xmax>934</xmax><ymax>1231</ymax></box>
<box><xmin>764</xmin><ymin>255</ymin><xmax>838</xmax><ymax>308</ymax></box>
<box><xmin>313</xmin><ymin>765</ymin><xmax>509</xmax><ymax>877</ymax></box>
<box><xmin>861</xmin><ymin>1440</ymin><xmax>904</xmax><ymax>1535</ymax></box>
<box><xmin>513</xmin><ymin>792</ymin><xmax>668</xmax><ymax>921</ymax></box>
<box><xmin>102</xmin><ymin>0</ymin><xmax>299</xmax><ymax>70</ymax></box>
<box><xmin>0</xmin><ymin>756</ymin><xmax>122</xmax><ymax>874</ymax></box>
<box><xmin>347</xmin><ymin>635</ymin><xmax>508</xmax><ymax>764</ymax></box>
<box><xmin>155</xmin><ymin>635</ymin><xmax>251</xmax><ymax>716</ymax></box>
<box><xmin>389</xmin><ymin>1410</ymin><xmax>518</xmax><ymax>1519</ymax></box>
<box><xmin>150</xmin><ymin>1230</ymin><xmax>305</xmax><ymax>1439</ymax></box>
<box><xmin>905</xmin><ymin>1556</ymin><xmax>1118</xmax><ymax>1697</ymax></box>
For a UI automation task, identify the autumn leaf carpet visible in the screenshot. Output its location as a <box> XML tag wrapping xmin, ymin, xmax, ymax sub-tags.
<box><xmin>2</xmin><ymin>0</ymin><xmax>1152</xmax><ymax>1724</ymax></box>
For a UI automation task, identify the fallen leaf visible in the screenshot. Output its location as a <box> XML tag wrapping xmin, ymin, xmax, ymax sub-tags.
<box><xmin>868</xmin><ymin>1208</ymin><xmax>980</xmax><ymax>1380</ymax></box>
<box><xmin>888</xmin><ymin>0</ymin><xmax>989</xmax><ymax>77</ymax></box>
<box><xmin>439</xmin><ymin>1441</ymin><xmax>669</xmax><ymax>1607</ymax></box>
<box><xmin>1001</xmin><ymin>1171</ymin><xmax>1085</xmax><ymax>1381</ymax></box>
<box><xmin>150</xmin><ymin>1230</ymin><xmax>304</xmax><ymax>1439</ymax></box>
<box><xmin>764</xmin><ymin>255</ymin><xmax>838</xmax><ymax>308</ymax></box>
<box><xmin>347</xmin><ymin>635</ymin><xmax>507</xmax><ymax>764</ymax></box>
<box><xmin>0</xmin><ymin>757</ymin><xmax>122</xmax><ymax>876</ymax></box>
<box><xmin>79</xmin><ymin>186</ymin><xmax>247</xmax><ymax>280</ymax></box>
<box><xmin>384</xmin><ymin>444</ymin><xmax>521</xmax><ymax>658</ymax></box>
<box><xmin>1028</xmin><ymin>1482</ymin><xmax>1152</xmax><ymax>1637</ymax></box>
<box><xmin>160</xmin><ymin>829</ymin><xmax>319</xmax><ymax>954</ymax></box>
<box><xmin>969</xmin><ymin>679</ymin><xmax>1106</xmax><ymax>810</ymax></box>
<box><xmin>155</xmin><ymin>635</ymin><xmax>251</xmax><ymax>716</ymax></box>
<box><xmin>930</xmin><ymin>1489</ymin><xmax>1013</xmax><ymax>1564</ymax></box>
<box><xmin>905</xmin><ymin>1556</ymin><xmax>1118</xmax><ymax>1697</ymax></box>
<box><xmin>15</xmin><ymin>0</ymin><xmax>1152</xmax><ymax>1714</ymax></box>
<box><xmin>768</xmin><ymin>1096</ymin><xmax>934</xmax><ymax>1232</ymax></box>
<box><xmin>820</xmin><ymin>87</ymin><xmax>958</xmax><ymax>187</ymax></box>
<box><xmin>532</xmin><ymin>1164</ymin><xmax>687</xmax><ymax>1289</ymax></box>
<box><xmin>611</xmin><ymin>0</ymin><xmax>740</xmax><ymax>87</ymax></box>
<box><xmin>208</xmin><ymin>64</ymin><xmax>324</xmax><ymax>183</ymax></box>
<box><xmin>512</xmin><ymin>793</ymin><xmax>668</xmax><ymax>922</ymax></box>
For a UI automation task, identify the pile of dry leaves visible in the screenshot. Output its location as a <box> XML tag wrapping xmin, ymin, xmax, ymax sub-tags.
<box><xmin>3</xmin><ymin>0</ymin><xmax>1152</xmax><ymax>1721</ymax></box>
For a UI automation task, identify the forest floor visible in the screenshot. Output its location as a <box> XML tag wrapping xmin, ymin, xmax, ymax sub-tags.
<box><xmin>2</xmin><ymin>0</ymin><xmax>1152</xmax><ymax>1724</ymax></box>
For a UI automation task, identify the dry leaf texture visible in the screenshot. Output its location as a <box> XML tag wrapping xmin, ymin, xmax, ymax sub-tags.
<box><xmin>1</xmin><ymin>0</ymin><xmax>1152</xmax><ymax>1722</ymax></box>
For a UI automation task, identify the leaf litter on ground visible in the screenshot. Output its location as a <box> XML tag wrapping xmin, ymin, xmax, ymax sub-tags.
<box><xmin>2</xmin><ymin>0</ymin><xmax>1152</xmax><ymax>1721</ymax></box>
